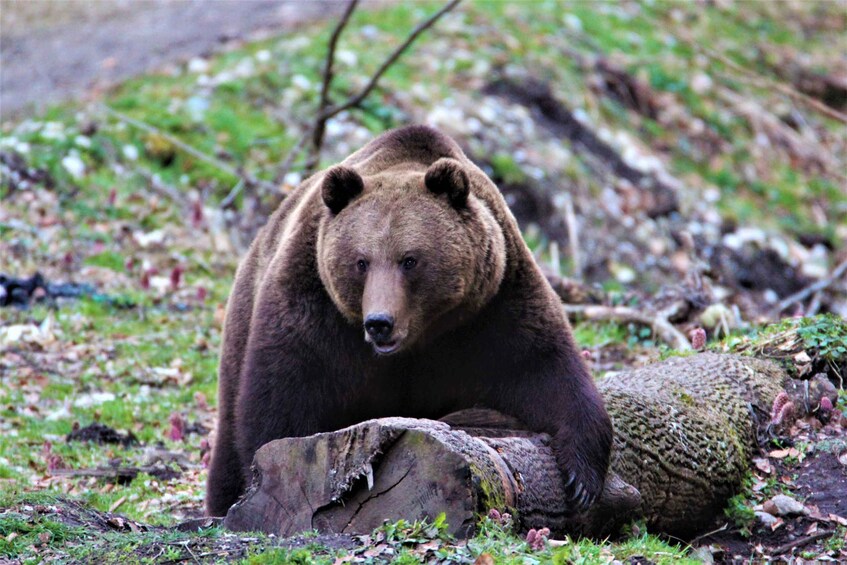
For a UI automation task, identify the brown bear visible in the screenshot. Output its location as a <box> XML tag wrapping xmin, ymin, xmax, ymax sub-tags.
<box><xmin>205</xmin><ymin>125</ymin><xmax>613</xmax><ymax>518</ymax></box>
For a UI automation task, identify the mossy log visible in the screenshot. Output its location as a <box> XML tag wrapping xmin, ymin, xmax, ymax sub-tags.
<box><xmin>223</xmin><ymin>353</ymin><xmax>834</xmax><ymax>539</ymax></box>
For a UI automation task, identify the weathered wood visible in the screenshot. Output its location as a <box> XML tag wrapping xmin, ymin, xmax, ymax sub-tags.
<box><xmin>223</xmin><ymin>417</ymin><xmax>566</xmax><ymax>538</ymax></box>
<box><xmin>223</xmin><ymin>353</ymin><xmax>837</xmax><ymax>539</ymax></box>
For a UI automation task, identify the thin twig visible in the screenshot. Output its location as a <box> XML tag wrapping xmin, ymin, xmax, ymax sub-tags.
<box><xmin>273</xmin><ymin>129</ymin><xmax>313</xmax><ymax>184</ymax></box>
<box><xmin>688</xmin><ymin>522</ymin><xmax>729</xmax><ymax>546</ymax></box>
<box><xmin>219</xmin><ymin>179</ymin><xmax>244</xmax><ymax>210</ymax></box>
<box><xmin>319</xmin><ymin>0</ymin><xmax>461</xmax><ymax>124</ymax></box>
<box><xmin>563</xmin><ymin>193</ymin><xmax>582</xmax><ymax>281</ymax></box>
<box><xmin>277</xmin><ymin>0</ymin><xmax>462</xmax><ymax>181</ymax></box>
<box><xmin>771</xmin><ymin>259</ymin><xmax>847</xmax><ymax>317</ymax></box>
<box><xmin>310</xmin><ymin>0</ymin><xmax>360</xmax><ymax>164</ymax></box>
<box><xmin>563</xmin><ymin>304</ymin><xmax>692</xmax><ymax>350</ymax></box>
<box><xmin>100</xmin><ymin>105</ymin><xmax>276</xmax><ymax>194</ymax></box>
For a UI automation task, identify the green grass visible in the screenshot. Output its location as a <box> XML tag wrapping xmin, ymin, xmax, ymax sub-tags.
<box><xmin>0</xmin><ymin>493</ymin><xmax>700</xmax><ymax>564</ymax></box>
<box><xmin>1</xmin><ymin>0</ymin><xmax>843</xmax><ymax>561</ymax></box>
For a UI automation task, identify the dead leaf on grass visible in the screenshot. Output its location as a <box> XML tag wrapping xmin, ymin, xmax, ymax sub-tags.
<box><xmin>769</xmin><ymin>448</ymin><xmax>802</xmax><ymax>459</ymax></box>
<box><xmin>473</xmin><ymin>554</ymin><xmax>495</xmax><ymax>565</ymax></box>
<box><xmin>754</xmin><ymin>457</ymin><xmax>773</xmax><ymax>474</ymax></box>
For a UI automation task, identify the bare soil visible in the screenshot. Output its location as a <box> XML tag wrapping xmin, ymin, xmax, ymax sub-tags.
<box><xmin>0</xmin><ymin>0</ymin><xmax>345</xmax><ymax>118</ymax></box>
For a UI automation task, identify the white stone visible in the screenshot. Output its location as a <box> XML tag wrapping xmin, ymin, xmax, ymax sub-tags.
<box><xmin>755</xmin><ymin>511</ymin><xmax>778</xmax><ymax>527</ymax></box>
<box><xmin>73</xmin><ymin>392</ymin><xmax>116</xmax><ymax>408</ymax></box>
<box><xmin>291</xmin><ymin>74</ymin><xmax>312</xmax><ymax>91</ymax></box>
<box><xmin>690</xmin><ymin>72</ymin><xmax>713</xmax><ymax>94</ymax></box>
<box><xmin>336</xmin><ymin>49</ymin><xmax>357</xmax><ymax>67</ymax></box>
<box><xmin>187</xmin><ymin>57</ymin><xmax>210</xmax><ymax>73</ymax></box>
<box><xmin>74</xmin><ymin>135</ymin><xmax>91</xmax><ymax>148</ymax></box>
<box><xmin>61</xmin><ymin>153</ymin><xmax>85</xmax><ymax>179</ymax></box>
<box><xmin>562</xmin><ymin>13</ymin><xmax>583</xmax><ymax>32</ymax></box>
<box><xmin>769</xmin><ymin>494</ymin><xmax>808</xmax><ymax>516</ymax></box>
<box><xmin>122</xmin><ymin>145</ymin><xmax>139</xmax><ymax>161</ymax></box>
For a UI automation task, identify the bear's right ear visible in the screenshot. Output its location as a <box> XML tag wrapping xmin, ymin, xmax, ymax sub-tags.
<box><xmin>425</xmin><ymin>158</ymin><xmax>469</xmax><ymax>208</ymax></box>
<box><xmin>322</xmin><ymin>166</ymin><xmax>364</xmax><ymax>214</ymax></box>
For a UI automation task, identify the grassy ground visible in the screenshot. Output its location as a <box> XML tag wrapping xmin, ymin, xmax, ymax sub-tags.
<box><xmin>1</xmin><ymin>1</ymin><xmax>845</xmax><ymax>562</ymax></box>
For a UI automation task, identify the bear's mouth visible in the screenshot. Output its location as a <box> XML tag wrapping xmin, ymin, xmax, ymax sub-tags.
<box><xmin>371</xmin><ymin>339</ymin><xmax>400</xmax><ymax>355</ymax></box>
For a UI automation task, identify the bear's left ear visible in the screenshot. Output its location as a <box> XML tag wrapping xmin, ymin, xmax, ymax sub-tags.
<box><xmin>322</xmin><ymin>166</ymin><xmax>364</xmax><ymax>214</ymax></box>
<box><xmin>425</xmin><ymin>158</ymin><xmax>469</xmax><ymax>208</ymax></box>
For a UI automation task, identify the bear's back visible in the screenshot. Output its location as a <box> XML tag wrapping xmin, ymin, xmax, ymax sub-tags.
<box><xmin>342</xmin><ymin>125</ymin><xmax>465</xmax><ymax>174</ymax></box>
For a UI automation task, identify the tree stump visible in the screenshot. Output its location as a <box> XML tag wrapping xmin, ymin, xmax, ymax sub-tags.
<box><xmin>223</xmin><ymin>353</ymin><xmax>836</xmax><ymax>539</ymax></box>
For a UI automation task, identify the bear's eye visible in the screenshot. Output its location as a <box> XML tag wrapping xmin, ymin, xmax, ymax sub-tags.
<box><xmin>356</xmin><ymin>259</ymin><xmax>369</xmax><ymax>273</ymax></box>
<box><xmin>401</xmin><ymin>257</ymin><xmax>417</xmax><ymax>271</ymax></box>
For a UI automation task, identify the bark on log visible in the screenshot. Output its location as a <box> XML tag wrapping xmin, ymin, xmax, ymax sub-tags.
<box><xmin>223</xmin><ymin>353</ymin><xmax>836</xmax><ymax>539</ymax></box>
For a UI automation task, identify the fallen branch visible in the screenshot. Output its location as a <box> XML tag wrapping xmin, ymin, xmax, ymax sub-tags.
<box><xmin>645</xmin><ymin>17</ymin><xmax>847</xmax><ymax>126</ymax></box>
<box><xmin>716</xmin><ymin>87</ymin><xmax>836</xmax><ymax>178</ymax></box>
<box><xmin>563</xmin><ymin>303</ymin><xmax>692</xmax><ymax>350</ymax></box>
<box><xmin>771</xmin><ymin>259</ymin><xmax>847</xmax><ymax>317</ymax></box>
<box><xmin>100</xmin><ymin>105</ymin><xmax>277</xmax><ymax>196</ymax></box>
<box><xmin>51</xmin><ymin>465</ymin><xmax>180</xmax><ymax>483</ymax></box>
<box><xmin>769</xmin><ymin>530</ymin><xmax>834</xmax><ymax>556</ymax></box>
<box><xmin>132</xmin><ymin>163</ymin><xmax>190</xmax><ymax>208</ymax></box>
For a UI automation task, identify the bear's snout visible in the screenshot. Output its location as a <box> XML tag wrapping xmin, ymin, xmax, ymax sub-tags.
<box><xmin>364</xmin><ymin>313</ymin><xmax>394</xmax><ymax>342</ymax></box>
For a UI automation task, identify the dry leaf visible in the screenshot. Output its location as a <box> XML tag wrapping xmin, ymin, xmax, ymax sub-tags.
<box><xmin>753</xmin><ymin>457</ymin><xmax>773</xmax><ymax>474</ymax></box>
<box><xmin>474</xmin><ymin>554</ymin><xmax>495</xmax><ymax>565</ymax></box>
<box><xmin>768</xmin><ymin>448</ymin><xmax>800</xmax><ymax>459</ymax></box>
<box><xmin>830</xmin><ymin>514</ymin><xmax>847</xmax><ymax>526</ymax></box>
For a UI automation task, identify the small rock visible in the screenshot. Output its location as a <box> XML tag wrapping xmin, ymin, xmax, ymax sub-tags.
<box><xmin>690</xmin><ymin>72</ymin><xmax>713</xmax><ymax>94</ymax></box>
<box><xmin>61</xmin><ymin>153</ymin><xmax>85</xmax><ymax>179</ymax></box>
<box><xmin>187</xmin><ymin>57</ymin><xmax>210</xmax><ymax>73</ymax></box>
<box><xmin>767</xmin><ymin>494</ymin><xmax>808</xmax><ymax>516</ymax></box>
<box><xmin>690</xmin><ymin>546</ymin><xmax>716</xmax><ymax>564</ymax></box>
<box><xmin>755</xmin><ymin>511</ymin><xmax>779</xmax><ymax>527</ymax></box>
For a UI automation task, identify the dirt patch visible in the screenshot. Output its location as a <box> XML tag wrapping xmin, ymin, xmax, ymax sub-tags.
<box><xmin>0</xmin><ymin>0</ymin><xmax>346</xmax><ymax>117</ymax></box>
<box><xmin>797</xmin><ymin>451</ymin><xmax>847</xmax><ymax>517</ymax></box>
<box><xmin>66</xmin><ymin>422</ymin><xmax>139</xmax><ymax>447</ymax></box>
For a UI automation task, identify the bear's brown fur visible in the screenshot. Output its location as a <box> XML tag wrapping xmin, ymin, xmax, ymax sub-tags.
<box><xmin>205</xmin><ymin>125</ymin><xmax>612</xmax><ymax>517</ymax></box>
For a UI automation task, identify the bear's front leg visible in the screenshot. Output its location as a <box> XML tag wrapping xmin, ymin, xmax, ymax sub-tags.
<box><xmin>233</xmin><ymin>342</ymin><xmax>332</xmax><ymax>478</ymax></box>
<box><xmin>486</xmin><ymin>353</ymin><xmax>613</xmax><ymax>513</ymax></box>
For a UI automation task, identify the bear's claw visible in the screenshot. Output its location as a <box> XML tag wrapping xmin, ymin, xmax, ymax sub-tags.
<box><xmin>562</xmin><ymin>468</ymin><xmax>601</xmax><ymax>513</ymax></box>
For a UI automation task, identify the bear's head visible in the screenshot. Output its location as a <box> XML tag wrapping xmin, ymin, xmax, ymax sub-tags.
<box><xmin>317</xmin><ymin>158</ymin><xmax>507</xmax><ymax>356</ymax></box>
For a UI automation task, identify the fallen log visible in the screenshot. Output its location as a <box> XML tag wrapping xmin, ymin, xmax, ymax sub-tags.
<box><xmin>223</xmin><ymin>353</ymin><xmax>836</xmax><ymax>539</ymax></box>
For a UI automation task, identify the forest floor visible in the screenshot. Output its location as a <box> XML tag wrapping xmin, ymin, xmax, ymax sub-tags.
<box><xmin>1</xmin><ymin>1</ymin><xmax>846</xmax><ymax>563</ymax></box>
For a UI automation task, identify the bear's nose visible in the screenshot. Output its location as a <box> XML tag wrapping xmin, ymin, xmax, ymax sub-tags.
<box><xmin>364</xmin><ymin>313</ymin><xmax>394</xmax><ymax>341</ymax></box>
